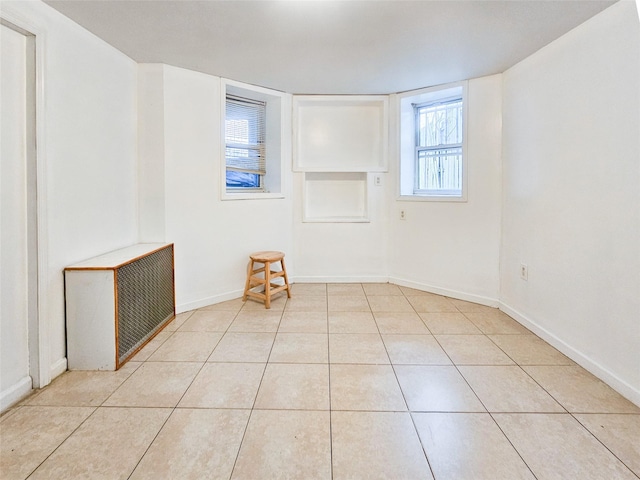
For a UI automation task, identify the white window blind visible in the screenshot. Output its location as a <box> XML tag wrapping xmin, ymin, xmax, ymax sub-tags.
<box><xmin>225</xmin><ymin>95</ymin><xmax>266</xmax><ymax>175</ymax></box>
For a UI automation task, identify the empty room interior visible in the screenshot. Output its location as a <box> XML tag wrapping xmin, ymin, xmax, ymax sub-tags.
<box><xmin>1</xmin><ymin>0</ymin><xmax>639</xmax><ymax>478</ymax></box>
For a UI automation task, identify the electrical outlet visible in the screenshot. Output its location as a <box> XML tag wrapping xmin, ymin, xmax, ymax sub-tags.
<box><xmin>520</xmin><ymin>264</ymin><xmax>528</xmax><ymax>281</ymax></box>
<box><xmin>400</xmin><ymin>210</ymin><xmax>406</xmax><ymax>220</ymax></box>
<box><xmin>374</xmin><ymin>175</ymin><xmax>382</xmax><ymax>187</ymax></box>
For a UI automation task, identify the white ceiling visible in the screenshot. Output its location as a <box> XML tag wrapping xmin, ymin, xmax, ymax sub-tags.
<box><xmin>44</xmin><ymin>0</ymin><xmax>617</xmax><ymax>94</ymax></box>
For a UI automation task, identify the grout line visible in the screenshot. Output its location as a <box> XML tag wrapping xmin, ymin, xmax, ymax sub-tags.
<box><xmin>128</xmin><ymin>306</ymin><xmax>242</xmax><ymax>478</ymax></box>
<box><xmin>228</xmin><ymin>296</ymin><xmax>285</xmax><ymax>478</ymax></box>
<box><xmin>571</xmin><ymin>414</ymin><xmax>640</xmax><ymax>479</ymax></box>
<box><xmin>385</xmin><ymin>286</ymin><xmax>437</xmax><ymax>480</ymax></box>
<box><xmin>326</xmin><ymin>290</ymin><xmax>334</xmax><ymax>480</ymax></box>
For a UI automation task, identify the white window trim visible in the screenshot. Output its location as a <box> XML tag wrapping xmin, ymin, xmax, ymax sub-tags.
<box><xmin>220</xmin><ymin>78</ymin><xmax>290</xmax><ymax>201</ymax></box>
<box><xmin>396</xmin><ymin>81</ymin><xmax>468</xmax><ymax>202</ymax></box>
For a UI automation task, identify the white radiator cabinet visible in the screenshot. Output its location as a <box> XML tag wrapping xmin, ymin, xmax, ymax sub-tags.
<box><xmin>64</xmin><ymin>243</ymin><xmax>175</xmax><ymax>370</ymax></box>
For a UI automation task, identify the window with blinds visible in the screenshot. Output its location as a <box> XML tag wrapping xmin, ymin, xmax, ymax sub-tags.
<box><xmin>225</xmin><ymin>95</ymin><xmax>266</xmax><ymax>190</ymax></box>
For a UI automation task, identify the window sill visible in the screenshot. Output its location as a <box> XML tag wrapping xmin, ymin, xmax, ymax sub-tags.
<box><xmin>397</xmin><ymin>194</ymin><xmax>468</xmax><ymax>203</ymax></box>
<box><xmin>221</xmin><ymin>192</ymin><xmax>285</xmax><ymax>201</ymax></box>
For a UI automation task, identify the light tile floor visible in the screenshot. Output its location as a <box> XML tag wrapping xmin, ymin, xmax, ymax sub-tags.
<box><xmin>2</xmin><ymin>283</ymin><xmax>639</xmax><ymax>479</ymax></box>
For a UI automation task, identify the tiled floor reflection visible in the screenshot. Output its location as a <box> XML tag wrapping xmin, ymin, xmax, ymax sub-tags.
<box><xmin>2</xmin><ymin>283</ymin><xmax>639</xmax><ymax>479</ymax></box>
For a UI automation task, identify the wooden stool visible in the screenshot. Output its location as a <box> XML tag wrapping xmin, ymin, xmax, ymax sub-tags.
<box><xmin>243</xmin><ymin>251</ymin><xmax>291</xmax><ymax>309</ymax></box>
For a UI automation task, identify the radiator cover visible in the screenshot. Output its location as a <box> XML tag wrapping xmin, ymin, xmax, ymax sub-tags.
<box><xmin>65</xmin><ymin>243</ymin><xmax>175</xmax><ymax>370</ymax></box>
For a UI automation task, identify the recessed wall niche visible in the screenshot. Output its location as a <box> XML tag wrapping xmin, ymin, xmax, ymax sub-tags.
<box><xmin>303</xmin><ymin>172</ymin><xmax>369</xmax><ymax>223</ymax></box>
<box><xmin>293</xmin><ymin>95</ymin><xmax>388</xmax><ymax>172</ymax></box>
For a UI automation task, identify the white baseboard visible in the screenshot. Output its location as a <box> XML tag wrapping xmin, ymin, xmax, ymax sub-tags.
<box><xmin>177</xmin><ymin>289</ymin><xmax>245</xmax><ymax>313</ymax></box>
<box><xmin>500</xmin><ymin>301</ymin><xmax>640</xmax><ymax>408</ymax></box>
<box><xmin>292</xmin><ymin>275</ymin><xmax>390</xmax><ymax>284</ymax></box>
<box><xmin>389</xmin><ymin>277</ymin><xmax>499</xmax><ymax>307</ymax></box>
<box><xmin>177</xmin><ymin>277</ymin><xmax>499</xmax><ymax>312</ymax></box>
<box><xmin>0</xmin><ymin>376</ymin><xmax>33</xmax><ymax>413</ymax></box>
<box><xmin>50</xmin><ymin>357</ymin><xmax>67</xmax><ymax>380</ymax></box>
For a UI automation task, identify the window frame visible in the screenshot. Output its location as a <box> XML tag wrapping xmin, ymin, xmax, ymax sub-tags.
<box><xmin>396</xmin><ymin>81</ymin><xmax>468</xmax><ymax>202</ymax></box>
<box><xmin>220</xmin><ymin>78</ymin><xmax>289</xmax><ymax>201</ymax></box>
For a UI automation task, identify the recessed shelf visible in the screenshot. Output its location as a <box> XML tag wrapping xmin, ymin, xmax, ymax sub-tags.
<box><xmin>303</xmin><ymin>172</ymin><xmax>369</xmax><ymax>223</ymax></box>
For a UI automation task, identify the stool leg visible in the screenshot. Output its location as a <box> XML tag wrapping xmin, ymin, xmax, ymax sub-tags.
<box><xmin>280</xmin><ymin>258</ymin><xmax>291</xmax><ymax>298</ymax></box>
<box><xmin>243</xmin><ymin>259</ymin><xmax>254</xmax><ymax>301</ymax></box>
<box><xmin>264</xmin><ymin>260</ymin><xmax>272</xmax><ymax>309</ymax></box>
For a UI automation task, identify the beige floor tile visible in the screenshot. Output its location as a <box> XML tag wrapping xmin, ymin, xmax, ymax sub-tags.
<box><xmin>494</xmin><ymin>413</ymin><xmax>638</xmax><ymax>479</ymax></box>
<box><xmin>132</xmin><ymin>331</ymin><xmax>172</xmax><ymax>361</ymax></box>
<box><xmin>398</xmin><ymin>286</ymin><xmax>434</xmax><ymax>296</ymax></box>
<box><xmin>328</xmin><ymin>311</ymin><xmax>379</xmax><ymax>333</ymax></box>
<box><xmin>104</xmin><ymin>362</ymin><xmax>202</xmax><ymax>407</ymax></box>
<box><xmin>458</xmin><ymin>366</ymin><xmax>564</xmax><ymax>413</ymax></box>
<box><xmin>328</xmin><ymin>295</ymin><xmax>371</xmax><ymax>312</ymax></box>
<box><xmin>327</xmin><ymin>283</ymin><xmax>365</xmax><ymax>295</ymax></box>
<box><xmin>179</xmin><ymin>363</ymin><xmax>265</xmax><ymax>408</ymax></box>
<box><xmin>395</xmin><ymin>366</ymin><xmax>485</xmax><ymax>412</ymax></box>
<box><xmin>269</xmin><ymin>333</ymin><xmax>328</xmax><ymax>363</ymax></box>
<box><xmin>178</xmin><ymin>310</ymin><xmax>236</xmax><ymax>332</ymax></box>
<box><xmin>374</xmin><ymin>312</ymin><xmax>430</xmax><ymax>334</ymax></box>
<box><xmin>208</xmin><ymin>332</ymin><xmax>275</xmax><ymax>363</ymax></box>
<box><xmin>148</xmin><ymin>331</ymin><xmax>222</xmax><ymax>362</ymax></box>
<box><xmin>574</xmin><ymin>414</ymin><xmax>640</xmax><ymax>476</ymax></box>
<box><xmin>489</xmin><ymin>334</ymin><xmax>574</xmax><ymax>365</ymax></box>
<box><xmin>363</xmin><ymin>283</ymin><xmax>403</xmax><ymax>296</ymax></box>
<box><xmin>329</xmin><ymin>333</ymin><xmax>389</xmax><ymax>364</ymax></box>
<box><xmin>231</xmin><ymin>410</ymin><xmax>331</xmax><ymax>480</ymax></box>
<box><xmin>278</xmin><ymin>311</ymin><xmax>328</xmax><ymax>333</ymax></box>
<box><xmin>26</xmin><ymin>362</ymin><xmax>140</xmax><ymax>407</ymax></box>
<box><xmin>464</xmin><ymin>310</ymin><xmax>530</xmax><ymax>334</ymax></box>
<box><xmin>368</xmin><ymin>295</ymin><xmax>414</xmax><ymax>313</ymax></box>
<box><xmin>419</xmin><ymin>312</ymin><xmax>482</xmax><ymax>334</ymax></box>
<box><xmin>332</xmin><ymin>411</ymin><xmax>433</xmax><ymax>479</ymax></box>
<box><xmin>413</xmin><ymin>413</ymin><xmax>535</xmax><ymax>479</ymax></box>
<box><xmin>130</xmin><ymin>409</ymin><xmax>249</xmax><ymax>480</ymax></box>
<box><xmin>28</xmin><ymin>407</ymin><xmax>171</xmax><ymax>480</ymax></box>
<box><xmin>383</xmin><ymin>335</ymin><xmax>451</xmax><ymax>365</ymax></box>
<box><xmin>254</xmin><ymin>363</ymin><xmax>329</xmax><ymax>410</ymax></box>
<box><xmin>242</xmin><ymin>293</ymin><xmax>287</xmax><ymax>311</ymax></box>
<box><xmin>523</xmin><ymin>365</ymin><xmax>640</xmax><ymax>413</ymax></box>
<box><xmin>406</xmin><ymin>295</ymin><xmax>458</xmax><ymax>313</ymax></box>
<box><xmin>200</xmin><ymin>297</ymin><xmax>245</xmax><ymax>312</ymax></box>
<box><xmin>0</xmin><ymin>406</ymin><xmax>95</xmax><ymax>479</ymax></box>
<box><xmin>435</xmin><ymin>335</ymin><xmax>514</xmax><ymax>365</ymax></box>
<box><xmin>227</xmin><ymin>310</ymin><xmax>282</xmax><ymax>332</ymax></box>
<box><xmin>284</xmin><ymin>295</ymin><xmax>327</xmax><ymax>312</ymax></box>
<box><xmin>330</xmin><ymin>364</ymin><xmax>406</xmax><ymax>411</ymax></box>
<box><xmin>163</xmin><ymin>310</ymin><xmax>194</xmax><ymax>331</ymax></box>
<box><xmin>448</xmin><ymin>298</ymin><xmax>498</xmax><ymax>313</ymax></box>
<box><xmin>290</xmin><ymin>283</ymin><xmax>327</xmax><ymax>295</ymax></box>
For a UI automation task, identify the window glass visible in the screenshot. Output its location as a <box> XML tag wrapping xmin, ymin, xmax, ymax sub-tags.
<box><xmin>414</xmin><ymin>98</ymin><xmax>463</xmax><ymax>195</ymax></box>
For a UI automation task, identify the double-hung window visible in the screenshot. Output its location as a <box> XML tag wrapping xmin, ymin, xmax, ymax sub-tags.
<box><xmin>398</xmin><ymin>82</ymin><xmax>467</xmax><ymax>201</ymax></box>
<box><xmin>414</xmin><ymin>97</ymin><xmax>463</xmax><ymax>196</ymax></box>
<box><xmin>225</xmin><ymin>95</ymin><xmax>266</xmax><ymax>191</ymax></box>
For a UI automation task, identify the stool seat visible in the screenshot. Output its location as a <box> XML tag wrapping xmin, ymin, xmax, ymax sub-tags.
<box><xmin>250</xmin><ymin>251</ymin><xmax>285</xmax><ymax>263</ymax></box>
<box><xmin>243</xmin><ymin>251</ymin><xmax>291</xmax><ymax>309</ymax></box>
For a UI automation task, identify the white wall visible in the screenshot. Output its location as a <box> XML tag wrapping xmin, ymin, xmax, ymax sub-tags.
<box><xmin>292</xmin><ymin>171</ymin><xmax>390</xmax><ymax>282</ymax></box>
<box><xmin>1</xmin><ymin>1</ymin><xmax>138</xmax><ymax>388</ymax></box>
<box><xmin>291</xmin><ymin>95</ymin><xmax>390</xmax><ymax>282</ymax></box>
<box><xmin>138</xmin><ymin>64</ymin><xmax>293</xmax><ymax>312</ymax></box>
<box><xmin>501</xmin><ymin>0</ymin><xmax>640</xmax><ymax>404</ymax></box>
<box><xmin>389</xmin><ymin>75</ymin><xmax>503</xmax><ymax>304</ymax></box>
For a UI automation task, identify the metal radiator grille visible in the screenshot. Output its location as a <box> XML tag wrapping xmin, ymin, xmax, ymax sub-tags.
<box><xmin>116</xmin><ymin>246</ymin><xmax>175</xmax><ymax>363</ymax></box>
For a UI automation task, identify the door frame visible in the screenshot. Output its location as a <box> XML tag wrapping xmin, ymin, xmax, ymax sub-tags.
<box><xmin>1</xmin><ymin>8</ymin><xmax>50</xmax><ymax>389</ymax></box>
